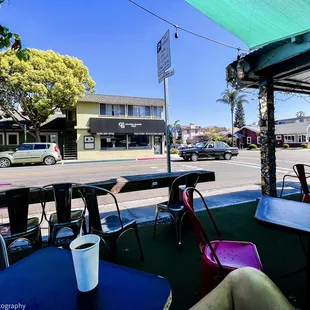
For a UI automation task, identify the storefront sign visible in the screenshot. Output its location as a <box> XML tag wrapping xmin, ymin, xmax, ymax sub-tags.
<box><xmin>90</xmin><ymin>118</ymin><xmax>166</xmax><ymax>135</ymax></box>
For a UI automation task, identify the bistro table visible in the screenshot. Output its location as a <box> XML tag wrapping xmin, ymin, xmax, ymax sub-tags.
<box><xmin>255</xmin><ymin>196</ymin><xmax>310</xmax><ymax>308</ymax></box>
<box><xmin>0</xmin><ymin>247</ymin><xmax>172</xmax><ymax>310</ymax></box>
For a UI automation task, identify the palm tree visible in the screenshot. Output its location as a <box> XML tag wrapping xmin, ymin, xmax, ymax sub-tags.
<box><xmin>216</xmin><ymin>89</ymin><xmax>248</xmax><ymax>146</ymax></box>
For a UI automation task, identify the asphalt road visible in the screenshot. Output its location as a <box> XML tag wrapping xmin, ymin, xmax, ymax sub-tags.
<box><xmin>1</xmin><ymin>149</ymin><xmax>309</xmax><ymax>202</ymax></box>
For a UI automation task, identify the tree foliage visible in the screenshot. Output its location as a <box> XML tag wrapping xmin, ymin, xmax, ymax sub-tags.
<box><xmin>234</xmin><ymin>101</ymin><xmax>246</xmax><ymax>128</ymax></box>
<box><xmin>217</xmin><ymin>88</ymin><xmax>248</xmax><ymax>143</ymax></box>
<box><xmin>0</xmin><ymin>49</ymin><xmax>95</xmax><ymax>140</ymax></box>
<box><xmin>296</xmin><ymin>111</ymin><xmax>306</xmax><ymax>118</ymax></box>
<box><xmin>0</xmin><ymin>0</ymin><xmax>29</xmax><ymax>60</ymax></box>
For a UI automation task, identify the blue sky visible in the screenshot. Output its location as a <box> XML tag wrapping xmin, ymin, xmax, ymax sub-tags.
<box><xmin>2</xmin><ymin>0</ymin><xmax>310</xmax><ymax>128</ymax></box>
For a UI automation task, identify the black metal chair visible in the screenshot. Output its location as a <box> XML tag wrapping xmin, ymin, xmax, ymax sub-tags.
<box><xmin>152</xmin><ymin>172</ymin><xmax>201</xmax><ymax>248</ymax></box>
<box><xmin>42</xmin><ymin>183</ymin><xmax>86</xmax><ymax>246</ymax></box>
<box><xmin>0</xmin><ymin>187</ymin><xmax>44</xmax><ymax>253</ymax></box>
<box><xmin>79</xmin><ymin>185</ymin><xmax>144</xmax><ymax>261</ymax></box>
<box><xmin>0</xmin><ymin>234</ymin><xmax>9</xmax><ymax>271</ymax></box>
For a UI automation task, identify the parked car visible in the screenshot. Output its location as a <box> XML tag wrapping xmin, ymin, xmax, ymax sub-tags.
<box><xmin>179</xmin><ymin>141</ymin><xmax>239</xmax><ymax>161</ymax></box>
<box><xmin>0</xmin><ymin>143</ymin><xmax>62</xmax><ymax>168</ymax></box>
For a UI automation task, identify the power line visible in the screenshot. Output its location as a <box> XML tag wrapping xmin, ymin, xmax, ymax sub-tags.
<box><xmin>128</xmin><ymin>0</ymin><xmax>248</xmax><ymax>52</ymax></box>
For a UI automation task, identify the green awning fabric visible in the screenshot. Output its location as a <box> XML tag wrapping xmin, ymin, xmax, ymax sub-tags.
<box><xmin>186</xmin><ymin>0</ymin><xmax>310</xmax><ymax>50</ymax></box>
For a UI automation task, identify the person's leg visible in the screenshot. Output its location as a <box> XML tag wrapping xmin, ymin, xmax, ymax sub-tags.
<box><xmin>191</xmin><ymin>267</ymin><xmax>294</xmax><ymax>310</ymax></box>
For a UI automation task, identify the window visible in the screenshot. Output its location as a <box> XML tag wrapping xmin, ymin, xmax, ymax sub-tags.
<box><xmin>276</xmin><ymin>135</ymin><xmax>282</xmax><ymax>140</ymax></box>
<box><xmin>128</xmin><ymin>135</ymin><xmax>151</xmax><ymax>149</ymax></box>
<box><xmin>18</xmin><ymin>144</ymin><xmax>33</xmax><ymax>151</ymax></box>
<box><xmin>284</xmin><ymin>135</ymin><xmax>295</xmax><ymax>143</ymax></box>
<box><xmin>6</xmin><ymin>133</ymin><xmax>19</xmax><ymax>145</ymax></box>
<box><xmin>247</xmin><ymin>137</ymin><xmax>252</xmax><ymax>144</ymax></box>
<box><xmin>128</xmin><ymin>105</ymin><xmax>151</xmax><ymax>117</ymax></box>
<box><xmin>298</xmin><ymin>135</ymin><xmax>307</xmax><ymax>143</ymax></box>
<box><xmin>153</xmin><ymin>106</ymin><xmax>163</xmax><ymax>118</ymax></box>
<box><xmin>40</xmin><ymin>133</ymin><xmax>57</xmax><ymax>144</ymax></box>
<box><xmin>257</xmin><ymin>137</ymin><xmax>261</xmax><ymax>145</ymax></box>
<box><xmin>100</xmin><ymin>104</ymin><xmax>125</xmax><ymax>116</ymax></box>
<box><xmin>66</xmin><ymin>110</ymin><xmax>76</xmax><ymax>122</ymax></box>
<box><xmin>34</xmin><ymin>144</ymin><xmax>48</xmax><ymax>150</ymax></box>
<box><xmin>100</xmin><ymin>135</ymin><xmax>126</xmax><ymax>150</ymax></box>
<box><xmin>0</xmin><ymin>133</ymin><xmax>3</xmax><ymax>145</ymax></box>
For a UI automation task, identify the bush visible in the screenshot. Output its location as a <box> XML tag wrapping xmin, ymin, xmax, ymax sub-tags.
<box><xmin>170</xmin><ymin>147</ymin><xmax>179</xmax><ymax>154</ymax></box>
<box><xmin>283</xmin><ymin>144</ymin><xmax>289</xmax><ymax>149</ymax></box>
<box><xmin>248</xmin><ymin>144</ymin><xmax>258</xmax><ymax>150</ymax></box>
<box><xmin>301</xmin><ymin>143</ymin><xmax>308</xmax><ymax>149</ymax></box>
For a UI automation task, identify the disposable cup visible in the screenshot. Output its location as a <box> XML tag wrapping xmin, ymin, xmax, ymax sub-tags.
<box><xmin>70</xmin><ymin>234</ymin><xmax>100</xmax><ymax>292</ymax></box>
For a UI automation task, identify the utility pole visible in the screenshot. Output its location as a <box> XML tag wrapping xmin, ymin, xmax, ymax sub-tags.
<box><xmin>164</xmin><ymin>78</ymin><xmax>171</xmax><ymax>173</ymax></box>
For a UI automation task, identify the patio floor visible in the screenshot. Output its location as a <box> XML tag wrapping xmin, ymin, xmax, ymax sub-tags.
<box><xmin>8</xmin><ymin>196</ymin><xmax>306</xmax><ymax>310</ymax></box>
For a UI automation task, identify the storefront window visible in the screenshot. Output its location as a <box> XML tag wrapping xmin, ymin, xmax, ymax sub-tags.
<box><xmin>128</xmin><ymin>135</ymin><xmax>151</xmax><ymax>149</ymax></box>
<box><xmin>128</xmin><ymin>105</ymin><xmax>151</xmax><ymax>117</ymax></box>
<box><xmin>153</xmin><ymin>106</ymin><xmax>163</xmax><ymax>118</ymax></box>
<box><xmin>101</xmin><ymin>135</ymin><xmax>126</xmax><ymax>150</ymax></box>
<box><xmin>100</xmin><ymin>104</ymin><xmax>125</xmax><ymax>116</ymax></box>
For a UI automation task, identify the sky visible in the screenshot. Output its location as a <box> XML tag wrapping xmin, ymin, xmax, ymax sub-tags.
<box><xmin>2</xmin><ymin>0</ymin><xmax>310</xmax><ymax>128</ymax></box>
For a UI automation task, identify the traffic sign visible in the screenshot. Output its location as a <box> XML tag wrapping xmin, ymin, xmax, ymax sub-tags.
<box><xmin>158</xmin><ymin>69</ymin><xmax>175</xmax><ymax>83</ymax></box>
<box><xmin>157</xmin><ymin>30</ymin><xmax>171</xmax><ymax>77</ymax></box>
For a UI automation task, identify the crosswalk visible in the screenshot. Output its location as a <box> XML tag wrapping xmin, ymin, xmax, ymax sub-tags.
<box><xmin>149</xmin><ymin>165</ymin><xmax>203</xmax><ymax>173</ymax></box>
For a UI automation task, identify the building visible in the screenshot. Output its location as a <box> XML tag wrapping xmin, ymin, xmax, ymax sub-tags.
<box><xmin>235</xmin><ymin>116</ymin><xmax>310</xmax><ymax>148</ymax></box>
<box><xmin>75</xmin><ymin>94</ymin><xmax>166</xmax><ymax>160</ymax></box>
<box><xmin>180</xmin><ymin>123</ymin><xmax>205</xmax><ymax>144</ymax></box>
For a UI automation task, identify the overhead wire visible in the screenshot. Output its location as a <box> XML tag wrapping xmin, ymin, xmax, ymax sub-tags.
<box><xmin>128</xmin><ymin>0</ymin><xmax>248</xmax><ymax>52</ymax></box>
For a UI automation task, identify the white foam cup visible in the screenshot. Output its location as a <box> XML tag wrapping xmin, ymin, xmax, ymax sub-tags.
<box><xmin>70</xmin><ymin>234</ymin><xmax>101</xmax><ymax>292</ymax></box>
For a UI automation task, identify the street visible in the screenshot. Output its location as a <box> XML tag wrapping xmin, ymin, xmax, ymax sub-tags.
<box><xmin>1</xmin><ymin>149</ymin><xmax>309</xmax><ymax>203</ymax></box>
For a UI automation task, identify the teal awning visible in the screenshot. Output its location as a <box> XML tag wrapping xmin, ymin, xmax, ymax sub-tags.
<box><xmin>186</xmin><ymin>0</ymin><xmax>310</xmax><ymax>50</ymax></box>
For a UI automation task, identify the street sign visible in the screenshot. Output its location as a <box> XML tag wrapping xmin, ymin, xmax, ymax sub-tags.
<box><xmin>158</xmin><ymin>69</ymin><xmax>175</xmax><ymax>84</ymax></box>
<box><xmin>157</xmin><ymin>30</ymin><xmax>171</xmax><ymax>77</ymax></box>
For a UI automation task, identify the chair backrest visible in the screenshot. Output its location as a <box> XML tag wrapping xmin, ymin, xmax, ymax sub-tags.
<box><xmin>182</xmin><ymin>187</ymin><xmax>223</xmax><ymax>269</ymax></box>
<box><xmin>167</xmin><ymin>172</ymin><xmax>201</xmax><ymax>206</ymax></box>
<box><xmin>5</xmin><ymin>188</ymin><xmax>30</xmax><ymax>235</ymax></box>
<box><xmin>293</xmin><ymin>164</ymin><xmax>310</xmax><ymax>200</ymax></box>
<box><xmin>0</xmin><ymin>234</ymin><xmax>9</xmax><ymax>271</ymax></box>
<box><xmin>79</xmin><ymin>185</ymin><xmax>123</xmax><ymax>233</ymax></box>
<box><xmin>43</xmin><ymin>183</ymin><xmax>74</xmax><ymax>223</ymax></box>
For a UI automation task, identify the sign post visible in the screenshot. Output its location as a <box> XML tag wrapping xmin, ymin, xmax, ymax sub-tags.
<box><xmin>157</xmin><ymin>30</ymin><xmax>174</xmax><ymax>173</ymax></box>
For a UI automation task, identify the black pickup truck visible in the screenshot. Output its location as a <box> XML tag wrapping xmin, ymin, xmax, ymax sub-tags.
<box><xmin>179</xmin><ymin>141</ymin><xmax>239</xmax><ymax>161</ymax></box>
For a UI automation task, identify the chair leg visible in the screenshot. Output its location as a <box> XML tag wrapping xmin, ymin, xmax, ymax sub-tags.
<box><xmin>134</xmin><ymin>226</ymin><xmax>144</xmax><ymax>261</ymax></box>
<box><xmin>82</xmin><ymin>219</ymin><xmax>87</xmax><ymax>235</ymax></box>
<box><xmin>107</xmin><ymin>237</ymin><xmax>117</xmax><ymax>262</ymax></box>
<box><xmin>175</xmin><ymin>216</ymin><xmax>182</xmax><ymax>250</ymax></box>
<box><xmin>152</xmin><ymin>208</ymin><xmax>161</xmax><ymax>239</ymax></box>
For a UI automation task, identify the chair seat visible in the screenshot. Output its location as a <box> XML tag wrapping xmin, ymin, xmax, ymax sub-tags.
<box><xmin>204</xmin><ymin>240</ymin><xmax>262</xmax><ymax>271</ymax></box>
<box><xmin>157</xmin><ymin>201</ymin><xmax>185</xmax><ymax>212</ymax></box>
<box><xmin>100</xmin><ymin>215</ymin><xmax>136</xmax><ymax>234</ymax></box>
<box><xmin>49</xmin><ymin>210</ymin><xmax>83</xmax><ymax>223</ymax></box>
<box><xmin>0</xmin><ymin>217</ymin><xmax>40</xmax><ymax>237</ymax></box>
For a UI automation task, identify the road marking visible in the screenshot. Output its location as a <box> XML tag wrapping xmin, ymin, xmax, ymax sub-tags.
<box><xmin>235</xmin><ymin>160</ymin><xmax>290</xmax><ymax>171</ymax></box>
<box><xmin>216</xmin><ymin>161</ymin><xmax>290</xmax><ymax>173</ymax></box>
<box><xmin>239</xmin><ymin>156</ymin><xmax>307</xmax><ymax>165</ymax></box>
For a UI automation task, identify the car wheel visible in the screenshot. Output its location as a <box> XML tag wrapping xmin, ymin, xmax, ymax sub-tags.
<box><xmin>191</xmin><ymin>153</ymin><xmax>199</xmax><ymax>162</ymax></box>
<box><xmin>44</xmin><ymin>156</ymin><xmax>56</xmax><ymax>165</ymax></box>
<box><xmin>224</xmin><ymin>153</ymin><xmax>232</xmax><ymax>160</ymax></box>
<box><xmin>0</xmin><ymin>157</ymin><xmax>11</xmax><ymax>168</ymax></box>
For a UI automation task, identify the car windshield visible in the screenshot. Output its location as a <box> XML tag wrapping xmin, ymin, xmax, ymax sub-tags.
<box><xmin>195</xmin><ymin>142</ymin><xmax>206</xmax><ymax>148</ymax></box>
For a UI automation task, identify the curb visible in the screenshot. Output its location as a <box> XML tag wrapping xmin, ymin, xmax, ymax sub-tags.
<box><xmin>137</xmin><ymin>157</ymin><xmax>167</xmax><ymax>161</ymax></box>
<box><xmin>58</xmin><ymin>158</ymin><xmax>136</xmax><ymax>165</ymax></box>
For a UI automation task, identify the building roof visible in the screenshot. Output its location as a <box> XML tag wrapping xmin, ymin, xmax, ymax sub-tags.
<box><xmin>79</xmin><ymin>94</ymin><xmax>164</xmax><ymax>107</ymax></box>
<box><xmin>236</xmin><ymin>125</ymin><xmax>260</xmax><ymax>133</ymax></box>
<box><xmin>275</xmin><ymin>122</ymin><xmax>310</xmax><ymax>135</ymax></box>
<box><xmin>275</xmin><ymin>116</ymin><xmax>310</xmax><ymax>123</ymax></box>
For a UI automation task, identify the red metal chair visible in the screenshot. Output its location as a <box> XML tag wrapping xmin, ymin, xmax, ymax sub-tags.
<box><xmin>182</xmin><ymin>187</ymin><xmax>263</xmax><ymax>297</ymax></box>
<box><xmin>293</xmin><ymin>164</ymin><xmax>310</xmax><ymax>203</ymax></box>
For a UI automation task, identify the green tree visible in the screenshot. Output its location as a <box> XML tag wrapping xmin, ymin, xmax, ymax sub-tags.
<box><xmin>216</xmin><ymin>88</ymin><xmax>248</xmax><ymax>145</ymax></box>
<box><xmin>296</xmin><ymin>111</ymin><xmax>306</xmax><ymax>118</ymax></box>
<box><xmin>234</xmin><ymin>101</ymin><xmax>246</xmax><ymax>128</ymax></box>
<box><xmin>0</xmin><ymin>0</ymin><xmax>29</xmax><ymax>60</ymax></box>
<box><xmin>0</xmin><ymin>49</ymin><xmax>95</xmax><ymax>141</ymax></box>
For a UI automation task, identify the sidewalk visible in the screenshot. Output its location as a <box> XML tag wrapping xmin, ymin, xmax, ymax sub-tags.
<box><xmin>0</xmin><ymin>183</ymin><xmax>298</xmax><ymax>240</ymax></box>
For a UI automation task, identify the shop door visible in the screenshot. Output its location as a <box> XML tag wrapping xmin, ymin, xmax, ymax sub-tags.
<box><xmin>154</xmin><ymin>136</ymin><xmax>162</xmax><ymax>154</ymax></box>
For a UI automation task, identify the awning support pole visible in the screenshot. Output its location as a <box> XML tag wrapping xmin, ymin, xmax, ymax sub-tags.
<box><xmin>259</xmin><ymin>79</ymin><xmax>277</xmax><ymax>197</ymax></box>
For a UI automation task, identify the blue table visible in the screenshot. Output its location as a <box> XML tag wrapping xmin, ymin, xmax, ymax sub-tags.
<box><xmin>255</xmin><ymin>196</ymin><xmax>310</xmax><ymax>308</ymax></box>
<box><xmin>0</xmin><ymin>247</ymin><xmax>171</xmax><ymax>310</ymax></box>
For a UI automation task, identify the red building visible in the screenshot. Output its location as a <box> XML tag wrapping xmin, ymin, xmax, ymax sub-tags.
<box><xmin>234</xmin><ymin>126</ymin><xmax>260</xmax><ymax>149</ymax></box>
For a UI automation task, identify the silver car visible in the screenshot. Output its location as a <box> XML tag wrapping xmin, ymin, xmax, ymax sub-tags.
<box><xmin>0</xmin><ymin>143</ymin><xmax>62</xmax><ymax>168</ymax></box>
